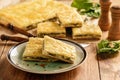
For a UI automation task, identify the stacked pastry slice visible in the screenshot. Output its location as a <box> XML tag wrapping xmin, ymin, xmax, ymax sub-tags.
<box><xmin>22</xmin><ymin>37</ymin><xmax>57</xmax><ymax>62</ymax></box>
<box><xmin>22</xmin><ymin>36</ymin><xmax>76</xmax><ymax>63</ymax></box>
<box><xmin>55</xmin><ymin>1</ymin><xmax>83</xmax><ymax>27</ymax></box>
<box><xmin>72</xmin><ymin>24</ymin><xmax>102</xmax><ymax>40</ymax></box>
<box><xmin>37</xmin><ymin>22</ymin><xmax>66</xmax><ymax>38</ymax></box>
<box><xmin>43</xmin><ymin>36</ymin><xmax>76</xmax><ymax>63</ymax></box>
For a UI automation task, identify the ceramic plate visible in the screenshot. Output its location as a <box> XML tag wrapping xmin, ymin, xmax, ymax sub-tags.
<box><xmin>7</xmin><ymin>39</ymin><xmax>86</xmax><ymax>74</ymax></box>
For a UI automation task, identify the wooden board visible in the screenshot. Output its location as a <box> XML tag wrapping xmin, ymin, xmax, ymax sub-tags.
<box><xmin>99</xmin><ymin>56</ymin><xmax>120</xmax><ymax>80</ymax></box>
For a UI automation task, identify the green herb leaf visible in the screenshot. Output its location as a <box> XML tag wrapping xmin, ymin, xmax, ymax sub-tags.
<box><xmin>97</xmin><ymin>40</ymin><xmax>120</xmax><ymax>54</ymax></box>
<box><xmin>71</xmin><ymin>0</ymin><xmax>101</xmax><ymax>18</ymax></box>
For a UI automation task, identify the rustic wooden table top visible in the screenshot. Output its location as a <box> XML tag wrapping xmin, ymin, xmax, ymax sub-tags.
<box><xmin>0</xmin><ymin>0</ymin><xmax>120</xmax><ymax>80</ymax></box>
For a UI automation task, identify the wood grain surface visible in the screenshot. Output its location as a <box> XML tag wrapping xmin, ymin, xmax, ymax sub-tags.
<box><xmin>0</xmin><ymin>0</ymin><xmax>120</xmax><ymax>80</ymax></box>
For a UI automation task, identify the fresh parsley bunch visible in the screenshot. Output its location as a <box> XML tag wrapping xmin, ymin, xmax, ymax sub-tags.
<box><xmin>71</xmin><ymin>0</ymin><xmax>101</xmax><ymax>18</ymax></box>
<box><xmin>98</xmin><ymin>40</ymin><xmax>120</xmax><ymax>54</ymax></box>
<box><xmin>97</xmin><ymin>40</ymin><xmax>120</xmax><ymax>59</ymax></box>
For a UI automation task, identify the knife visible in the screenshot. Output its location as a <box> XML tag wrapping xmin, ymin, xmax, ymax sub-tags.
<box><xmin>0</xmin><ymin>34</ymin><xmax>29</xmax><ymax>42</ymax></box>
<box><xmin>0</xmin><ymin>23</ymin><xmax>35</xmax><ymax>37</ymax></box>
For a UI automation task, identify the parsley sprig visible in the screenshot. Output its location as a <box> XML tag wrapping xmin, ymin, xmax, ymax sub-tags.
<box><xmin>97</xmin><ymin>40</ymin><xmax>120</xmax><ymax>59</ymax></box>
<box><xmin>71</xmin><ymin>0</ymin><xmax>101</xmax><ymax>18</ymax></box>
<box><xmin>98</xmin><ymin>40</ymin><xmax>120</xmax><ymax>54</ymax></box>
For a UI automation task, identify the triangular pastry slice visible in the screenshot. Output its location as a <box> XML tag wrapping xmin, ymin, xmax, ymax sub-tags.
<box><xmin>22</xmin><ymin>37</ymin><xmax>56</xmax><ymax>62</ymax></box>
<box><xmin>43</xmin><ymin>36</ymin><xmax>76</xmax><ymax>63</ymax></box>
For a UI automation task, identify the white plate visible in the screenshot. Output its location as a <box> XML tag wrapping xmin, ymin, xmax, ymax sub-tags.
<box><xmin>7</xmin><ymin>39</ymin><xmax>86</xmax><ymax>74</ymax></box>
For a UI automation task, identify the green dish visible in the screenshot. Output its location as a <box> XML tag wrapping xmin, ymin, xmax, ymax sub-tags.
<box><xmin>7</xmin><ymin>39</ymin><xmax>86</xmax><ymax>74</ymax></box>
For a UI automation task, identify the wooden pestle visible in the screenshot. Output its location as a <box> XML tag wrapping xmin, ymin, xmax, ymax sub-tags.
<box><xmin>108</xmin><ymin>6</ymin><xmax>120</xmax><ymax>40</ymax></box>
<box><xmin>1</xmin><ymin>34</ymin><xmax>29</xmax><ymax>42</ymax></box>
<box><xmin>98</xmin><ymin>0</ymin><xmax>111</xmax><ymax>31</ymax></box>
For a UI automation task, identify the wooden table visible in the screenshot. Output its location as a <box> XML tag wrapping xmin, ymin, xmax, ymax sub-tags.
<box><xmin>0</xmin><ymin>0</ymin><xmax>120</xmax><ymax>80</ymax></box>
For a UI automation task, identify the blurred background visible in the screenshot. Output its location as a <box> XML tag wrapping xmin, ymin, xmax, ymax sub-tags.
<box><xmin>0</xmin><ymin>0</ymin><xmax>119</xmax><ymax>9</ymax></box>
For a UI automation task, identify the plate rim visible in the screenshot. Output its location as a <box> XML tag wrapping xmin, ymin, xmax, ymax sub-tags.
<box><xmin>7</xmin><ymin>39</ymin><xmax>87</xmax><ymax>74</ymax></box>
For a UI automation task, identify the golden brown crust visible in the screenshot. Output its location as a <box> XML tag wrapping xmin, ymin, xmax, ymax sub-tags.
<box><xmin>72</xmin><ymin>24</ymin><xmax>102</xmax><ymax>40</ymax></box>
<box><xmin>22</xmin><ymin>37</ymin><xmax>57</xmax><ymax>62</ymax></box>
<box><xmin>43</xmin><ymin>36</ymin><xmax>76</xmax><ymax>63</ymax></box>
<box><xmin>37</xmin><ymin>22</ymin><xmax>66</xmax><ymax>38</ymax></box>
<box><xmin>0</xmin><ymin>0</ymin><xmax>54</xmax><ymax>30</ymax></box>
<box><xmin>0</xmin><ymin>0</ymin><xmax>83</xmax><ymax>31</ymax></box>
<box><xmin>55</xmin><ymin>2</ymin><xmax>83</xmax><ymax>27</ymax></box>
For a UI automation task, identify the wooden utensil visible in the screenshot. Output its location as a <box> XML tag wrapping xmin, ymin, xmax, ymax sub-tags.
<box><xmin>0</xmin><ymin>23</ymin><xmax>34</xmax><ymax>37</ymax></box>
<box><xmin>0</xmin><ymin>34</ymin><xmax>28</xmax><ymax>42</ymax></box>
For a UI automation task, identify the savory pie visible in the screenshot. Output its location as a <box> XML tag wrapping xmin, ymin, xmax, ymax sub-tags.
<box><xmin>37</xmin><ymin>22</ymin><xmax>66</xmax><ymax>38</ymax></box>
<box><xmin>55</xmin><ymin>1</ymin><xmax>83</xmax><ymax>27</ymax></box>
<box><xmin>72</xmin><ymin>24</ymin><xmax>102</xmax><ymax>39</ymax></box>
<box><xmin>0</xmin><ymin>0</ymin><xmax>83</xmax><ymax>31</ymax></box>
<box><xmin>43</xmin><ymin>36</ymin><xmax>76</xmax><ymax>63</ymax></box>
<box><xmin>22</xmin><ymin>37</ymin><xmax>56</xmax><ymax>61</ymax></box>
<box><xmin>0</xmin><ymin>0</ymin><xmax>55</xmax><ymax>30</ymax></box>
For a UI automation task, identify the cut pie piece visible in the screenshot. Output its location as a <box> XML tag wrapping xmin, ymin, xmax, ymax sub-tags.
<box><xmin>37</xmin><ymin>22</ymin><xmax>66</xmax><ymax>38</ymax></box>
<box><xmin>43</xmin><ymin>36</ymin><xmax>76</xmax><ymax>63</ymax></box>
<box><xmin>0</xmin><ymin>0</ymin><xmax>83</xmax><ymax>30</ymax></box>
<box><xmin>22</xmin><ymin>37</ymin><xmax>56</xmax><ymax>62</ymax></box>
<box><xmin>0</xmin><ymin>0</ymin><xmax>55</xmax><ymax>30</ymax></box>
<box><xmin>55</xmin><ymin>2</ymin><xmax>83</xmax><ymax>27</ymax></box>
<box><xmin>72</xmin><ymin>24</ymin><xmax>102</xmax><ymax>40</ymax></box>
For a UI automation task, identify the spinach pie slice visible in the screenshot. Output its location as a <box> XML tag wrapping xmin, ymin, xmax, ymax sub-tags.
<box><xmin>37</xmin><ymin>22</ymin><xmax>66</xmax><ymax>38</ymax></box>
<box><xmin>22</xmin><ymin>37</ymin><xmax>56</xmax><ymax>62</ymax></box>
<box><xmin>56</xmin><ymin>2</ymin><xmax>83</xmax><ymax>28</ymax></box>
<box><xmin>43</xmin><ymin>36</ymin><xmax>76</xmax><ymax>63</ymax></box>
<box><xmin>0</xmin><ymin>0</ymin><xmax>55</xmax><ymax>30</ymax></box>
<box><xmin>72</xmin><ymin>24</ymin><xmax>102</xmax><ymax>40</ymax></box>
